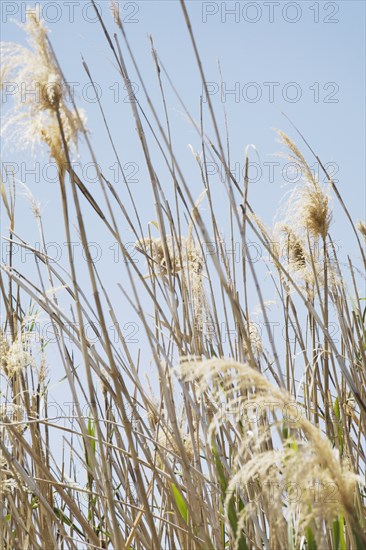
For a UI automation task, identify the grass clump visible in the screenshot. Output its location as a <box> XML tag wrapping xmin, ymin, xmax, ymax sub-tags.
<box><xmin>1</xmin><ymin>3</ymin><xmax>365</xmax><ymax>549</ymax></box>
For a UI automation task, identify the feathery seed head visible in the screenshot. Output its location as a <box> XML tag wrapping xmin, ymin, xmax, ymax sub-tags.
<box><xmin>179</xmin><ymin>358</ymin><xmax>360</xmax><ymax>546</ymax></box>
<box><xmin>0</xmin><ymin>456</ymin><xmax>15</xmax><ymax>496</ymax></box>
<box><xmin>276</xmin><ymin>132</ymin><xmax>332</xmax><ymax>240</ymax></box>
<box><xmin>357</xmin><ymin>220</ymin><xmax>366</xmax><ymax>240</ymax></box>
<box><xmin>280</xmin><ymin>225</ymin><xmax>307</xmax><ymax>270</ymax></box>
<box><xmin>110</xmin><ymin>0</ymin><xmax>122</xmax><ymax>28</ymax></box>
<box><xmin>243</xmin><ymin>323</ymin><xmax>263</xmax><ymax>358</ymax></box>
<box><xmin>0</xmin><ymin>331</ymin><xmax>10</xmax><ymax>372</ymax></box>
<box><xmin>1</xmin><ymin>8</ymin><xmax>85</xmax><ymax>170</ymax></box>
<box><xmin>0</xmin><ymin>318</ymin><xmax>38</xmax><ymax>378</ymax></box>
<box><xmin>135</xmin><ymin>236</ymin><xmax>183</xmax><ymax>276</ymax></box>
<box><xmin>157</xmin><ymin>428</ymin><xmax>194</xmax><ymax>463</ymax></box>
<box><xmin>301</xmin><ymin>181</ymin><xmax>332</xmax><ymax>239</ymax></box>
<box><xmin>277</xmin><ymin>130</ymin><xmax>316</xmax><ymax>186</ymax></box>
<box><xmin>0</xmin><ymin>332</ymin><xmax>33</xmax><ymax>378</ymax></box>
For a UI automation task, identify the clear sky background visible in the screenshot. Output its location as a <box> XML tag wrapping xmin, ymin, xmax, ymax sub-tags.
<box><xmin>1</xmin><ymin>1</ymin><xmax>365</xmax><ymax>407</ymax></box>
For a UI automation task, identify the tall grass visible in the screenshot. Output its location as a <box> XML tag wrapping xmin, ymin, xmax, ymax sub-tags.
<box><xmin>1</xmin><ymin>2</ymin><xmax>365</xmax><ymax>549</ymax></box>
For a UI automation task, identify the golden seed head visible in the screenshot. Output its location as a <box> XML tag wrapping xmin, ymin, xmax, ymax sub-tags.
<box><xmin>357</xmin><ymin>220</ymin><xmax>366</xmax><ymax>240</ymax></box>
<box><xmin>1</xmin><ymin>8</ymin><xmax>86</xmax><ymax>170</ymax></box>
<box><xmin>282</xmin><ymin>226</ymin><xmax>307</xmax><ymax>270</ymax></box>
<box><xmin>243</xmin><ymin>324</ymin><xmax>263</xmax><ymax>358</ymax></box>
<box><xmin>110</xmin><ymin>0</ymin><xmax>122</xmax><ymax>28</ymax></box>
<box><xmin>302</xmin><ymin>182</ymin><xmax>332</xmax><ymax>239</ymax></box>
